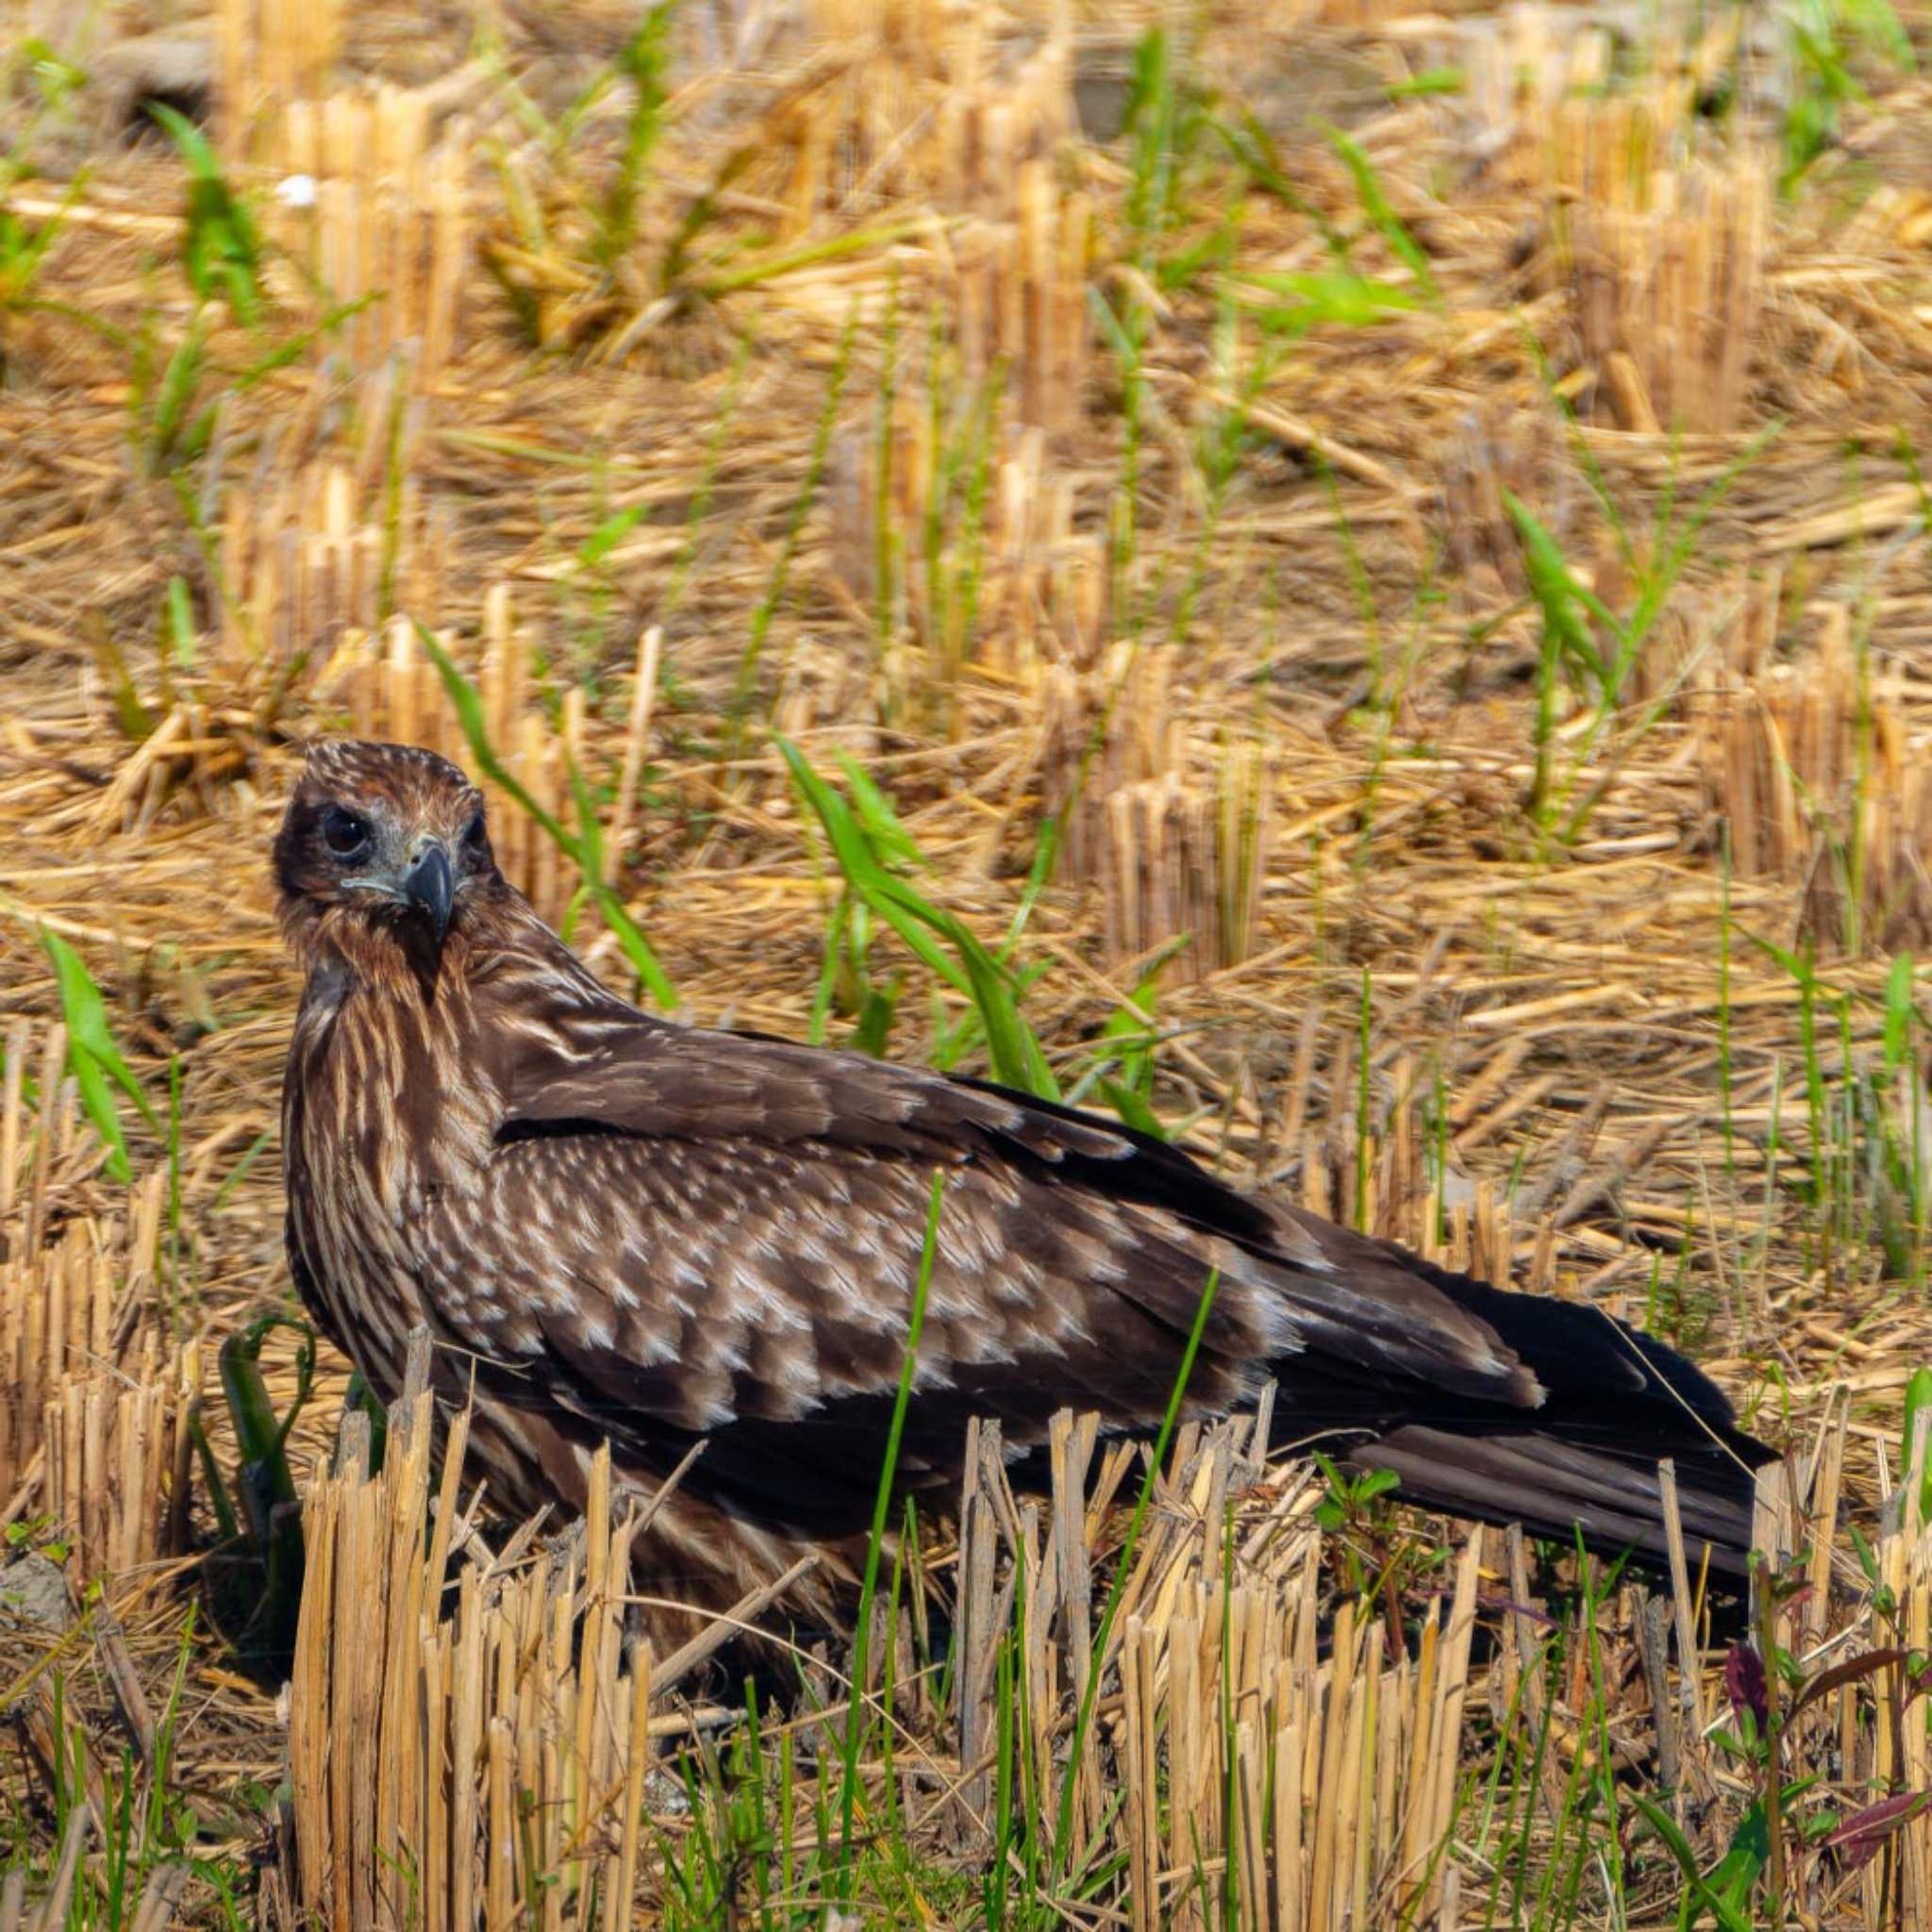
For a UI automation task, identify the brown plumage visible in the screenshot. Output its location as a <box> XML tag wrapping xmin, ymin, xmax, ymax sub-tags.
<box><xmin>276</xmin><ymin>740</ymin><xmax>1775</xmax><ymax>1644</ymax></box>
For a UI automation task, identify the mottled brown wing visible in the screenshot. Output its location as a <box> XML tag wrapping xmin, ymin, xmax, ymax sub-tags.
<box><xmin>419</xmin><ymin>1127</ymin><xmax>1206</xmax><ymax>1498</ymax></box>
<box><xmin>452</xmin><ymin>1016</ymin><xmax>1549</xmax><ymax>1409</ymax></box>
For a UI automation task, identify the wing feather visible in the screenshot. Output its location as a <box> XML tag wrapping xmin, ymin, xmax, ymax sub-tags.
<box><xmin>416</xmin><ymin>1017</ymin><xmax>1559</xmax><ymax>1503</ymax></box>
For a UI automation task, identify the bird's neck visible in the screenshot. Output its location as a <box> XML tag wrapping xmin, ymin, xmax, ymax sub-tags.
<box><xmin>448</xmin><ymin>891</ymin><xmax>648</xmax><ymax>1026</ymax></box>
<box><xmin>285</xmin><ymin>887</ymin><xmax>641</xmax><ymax>1145</ymax></box>
<box><xmin>286</xmin><ymin>921</ymin><xmax>505</xmax><ymax>1184</ymax></box>
<box><xmin>282</xmin><ymin>884</ymin><xmax>544</xmax><ymax>1009</ymax></box>
<box><xmin>280</xmin><ymin>898</ymin><xmax>430</xmax><ymax>1000</ymax></box>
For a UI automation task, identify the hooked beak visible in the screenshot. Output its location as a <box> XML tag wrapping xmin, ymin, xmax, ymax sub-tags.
<box><xmin>400</xmin><ymin>841</ymin><xmax>456</xmax><ymax>943</ymax></box>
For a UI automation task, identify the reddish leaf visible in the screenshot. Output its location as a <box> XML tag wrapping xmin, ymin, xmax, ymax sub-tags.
<box><xmin>1726</xmin><ymin>1641</ymin><xmax>1769</xmax><ymax>1730</ymax></box>
<box><xmin>1791</xmin><ymin>1648</ymin><xmax>1912</xmax><ymax>1721</ymax></box>
<box><xmin>1475</xmin><ymin>1591</ymin><xmax>1558</xmax><ymax>1630</ymax></box>
<box><xmin>1824</xmin><ymin>1791</ymin><xmax>1932</xmax><ymax>1871</ymax></box>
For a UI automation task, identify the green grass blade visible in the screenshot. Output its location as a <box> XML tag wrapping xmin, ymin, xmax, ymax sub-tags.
<box><xmin>833</xmin><ymin>752</ymin><xmax>927</xmax><ymax>872</ymax></box>
<box><xmin>1905</xmin><ymin>1367</ymin><xmax>1932</xmax><ymax>1525</ymax></box>
<box><xmin>40</xmin><ymin>927</ymin><xmax>157</xmax><ymax>1180</ymax></box>
<box><xmin>778</xmin><ymin>737</ymin><xmax>965</xmax><ymax>993</ymax></box>
<box><xmin>1233</xmin><ymin>267</ymin><xmax>1424</xmax><ymax>337</ymax></box>
<box><xmin>1322</xmin><ymin>125</ymin><xmax>1441</xmax><ymax>304</ymax></box>
<box><xmin>147</xmin><ymin>101</ymin><xmax>261</xmax><ymax>322</ymax></box>
<box><xmin>577</xmin><ymin>503</ymin><xmax>649</xmax><ymax>571</ymax></box>
<box><xmin>835</xmin><ymin>1169</ymin><xmax>945</xmax><ymax>1896</ymax></box>
<box><xmin>778</xmin><ymin>738</ymin><xmax>1058</xmax><ymax>1095</ymax></box>
<box><xmin>1885</xmin><ymin>953</ymin><xmax>1915</xmax><ymax>1072</ymax></box>
<box><xmin>696</xmin><ymin>221</ymin><xmax>926</xmax><ymax>299</ymax></box>
<box><xmin>1505</xmin><ymin>491</ymin><xmax>1616</xmax><ymax>687</ymax></box>
<box><xmin>414</xmin><ymin>621</ymin><xmax>679</xmax><ymax>1008</ymax></box>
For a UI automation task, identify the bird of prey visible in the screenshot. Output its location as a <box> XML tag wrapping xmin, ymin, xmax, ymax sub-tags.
<box><xmin>276</xmin><ymin>739</ymin><xmax>1775</xmax><ymax>1641</ymax></box>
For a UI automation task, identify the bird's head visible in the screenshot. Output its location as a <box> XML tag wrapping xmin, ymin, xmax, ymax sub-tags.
<box><xmin>275</xmin><ymin>740</ymin><xmax>497</xmax><ymax>978</ymax></box>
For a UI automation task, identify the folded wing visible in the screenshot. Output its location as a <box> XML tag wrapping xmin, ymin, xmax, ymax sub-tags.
<box><xmin>413</xmin><ymin>1013</ymin><xmax>1761</xmax><ymax>1557</ymax></box>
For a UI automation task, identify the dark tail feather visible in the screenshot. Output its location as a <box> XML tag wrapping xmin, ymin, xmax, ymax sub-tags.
<box><xmin>1306</xmin><ymin>1237</ymin><xmax>1781</xmax><ymax>1582</ymax></box>
<box><xmin>1345</xmin><ymin>1424</ymin><xmax>1771</xmax><ymax>1582</ymax></box>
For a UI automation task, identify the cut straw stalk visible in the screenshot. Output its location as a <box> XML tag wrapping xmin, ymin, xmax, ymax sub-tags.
<box><xmin>289</xmin><ymin>1337</ymin><xmax>655</xmax><ymax>1931</ymax></box>
<box><xmin>1543</xmin><ymin>95</ymin><xmax>1768</xmax><ymax>436</ymax></box>
<box><xmin>2</xmin><ymin>1039</ymin><xmax>189</xmax><ymax>1568</ymax></box>
<box><xmin>1037</xmin><ymin>646</ymin><xmax>1270</xmax><ymax>979</ymax></box>
<box><xmin>215</xmin><ymin>0</ymin><xmax>342</xmax><ymax>158</ymax></box>
<box><xmin>1705</xmin><ymin>605</ymin><xmax>1932</xmax><ymax>950</ymax></box>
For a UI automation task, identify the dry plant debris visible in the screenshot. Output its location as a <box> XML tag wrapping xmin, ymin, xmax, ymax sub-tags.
<box><xmin>8</xmin><ymin>0</ymin><xmax>1932</xmax><ymax>1923</ymax></box>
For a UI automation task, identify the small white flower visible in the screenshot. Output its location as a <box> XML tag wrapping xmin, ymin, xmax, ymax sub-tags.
<box><xmin>275</xmin><ymin>173</ymin><xmax>317</xmax><ymax>209</ymax></box>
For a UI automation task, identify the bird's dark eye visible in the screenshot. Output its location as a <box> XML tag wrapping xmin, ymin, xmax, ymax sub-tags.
<box><xmin>462</xmin><ymin>809</ymin><xmax>487</xmax><ymax>849</ymax></box>
<box><xmin>321</xmin><ymin>807</ymin><xmax>372</xmax><ymax>859</ymax></box>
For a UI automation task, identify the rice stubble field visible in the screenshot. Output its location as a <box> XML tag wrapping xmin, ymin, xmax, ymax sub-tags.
<box><xmin>7</xmin><ymin>0</ymin><xmax>1932</xmax><ymax>1924</ymax></box>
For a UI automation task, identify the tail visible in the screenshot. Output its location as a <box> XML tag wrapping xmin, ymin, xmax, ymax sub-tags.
<box><xmin>1313</xmin><ymin>1242</ymin><xmax>1780</xmax><ymax>1583</ymax></box>
<box><xmin>1345</xmin><ymin>1420</ymin><xmax>1769</xmax><ymax>1581</ymax></box>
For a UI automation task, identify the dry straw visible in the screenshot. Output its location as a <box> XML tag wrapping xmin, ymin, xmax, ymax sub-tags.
<box><xmin>953</xmin><ymin>1402</ymin><xmax>1487</xmax><ymax>1932</ymax></box>
<box><xmin>281</xmin><ymin>1331</ymin><xmax>1498</xmax><ymax>1930</ymax></box>
<box><xmin>1034</xmin><ymin>647</ymin><xmax>1271</xmax><ymax>980</ymax></box>
<box><xmin>778</xmin><ymin>0</ymin><xmax>1074</xmax><ymax>230</ymax></box>
<box><xmin>214</xmin><ymin>0</ymin><xmax>342</xmax><ymax>158</ymax></box>
<box><xmin>276</xmin><ymin>89</ymin><xmax>473</xmax><ymax>384</ymax></box>
<box><xmin>0</xmin><ymin>1020</ymin><xmax>192</xmax><ymax>1569</ymax></box>
<box><xmin>219</xmin><ymin>428</ymin><xmax>439</xmax><ymax>687</ymax></box>
<box><xmin>217</xmin><ymin>0</ymin><xmax>472</xmax><ymax>383</ymax></box>
<box><xmin>286</xmin><ymin>1330</ymin><xmax>656</xmax><ymax>1932</ymax></box>
<box><xmin>0</xmin><ymin>1025</ymin><xmax>199</xmax><ymax>1928</ymax></box>
<box><xmin>264</xmin><ymin>1307</ymin><xmax>1932</xmax><ymax>1928</ymax></box>
<box><xmin>15</xmin><ymin>0</ymin><xmax>1932</xmax><ymax>1921</ymax></box>
<box><xmin>1542</xmin><ymin>93</ymin><xmax>1769</xmax><ymax>435</ymax></box>
<box><xmin>826</xmin><ymin>406</ymin><xmax>1108</xmax><ymax>692</ymax></box>
<box><xmin>1702</xmin><ymin>604</ymin><xmax>1932</xmax><ymax>950</ymax></box>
